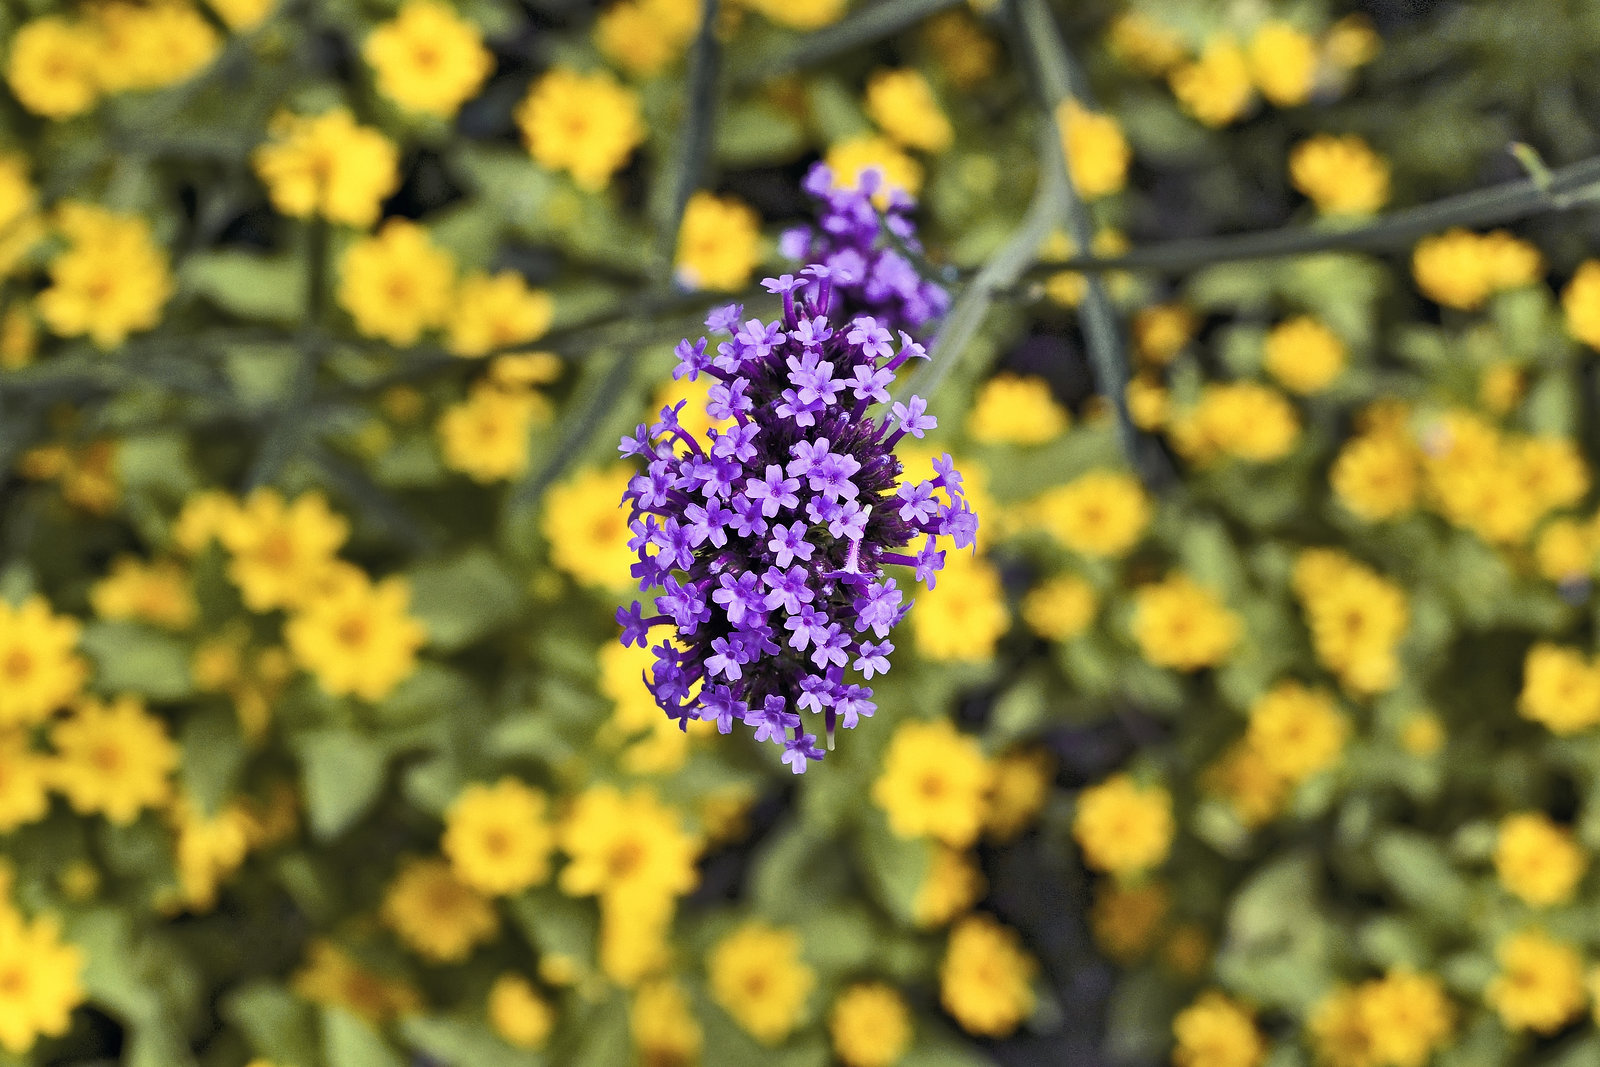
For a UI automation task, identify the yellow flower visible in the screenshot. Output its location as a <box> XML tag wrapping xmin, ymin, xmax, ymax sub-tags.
<box><xmin>741</xmin><ymin>0</ymin><xmax>847</xmax><ymax>30</ymax></box>
<box><xmin>286</xmin><ymin>572</ymin><xmax>426</xmax><ymax>702</ymax></box>
<box><xmin>171</xmin><ymin>795</ymin><xmax>254</xmax><ymax>912</ymax></box>
<box><xmin>1174</xmin><ymin>382</ymin><xmax>1300</xmax><ymax>464</ymax></box>
<box><xmin>1519</xmin><ymin>644</ymin><xmax>1600</xmax><ymax>734</ymax></box>
<box><xmin>1358</xmin><ymin>971</ymin><xmax>1454</xmax><ymax>1067</ymax></box>
<box><xmin>517</xmin><ymin>68</ymin><xmax>645</xmax><ymax>191</ymax></box>
<box><xmin>1203</xmin><ymin>742</ymin><xmax>1291</xmax><ymax>828</ymax></box>
<box><xmin>0</xmin><ymin>157</ymin><xmax>42</xmax><ymax>279</ymax></box>
<box><xmin>0</xmin><ymin>303</ymin><xmax>39</xmax><ymax>367</ymax></box>
<box><xmin>1073</xmin><ymin>773</ymin><xmax>1174</xmax><ymax>875</ymax></box>
<box><xmin>1481</xmin><ymin>229</ymin><xmax>1543</xmax><ymax>289</ymax></box>
<box><xmin>50</xmin><ymin>695</ymin><xmax>179</xmax><ymax>824</ymax></box>
<box><xmin>0</xmin><ymin>596</ymin><xmax>88</xmax><ymax>727</ymax></box>
<box><xmin>1170</xmin><ymin>36</ymin><xmax>1254</xmax><ymax>127</ymax></box>
<box><xmin>1495</xmin><ymin>812</ymin><xmax>1587</xmax><ymax>908</ymax></box>
<box><xmin>437</xmin><ymin>383</ymin><xmax>548</xmax><ymax>483</ymax></box>
<box><xmin>872</xmin><ymin>719</ymin><xmax>994</xmax><ymax>849</ymax></box>
<box><xmin>38</xmin><ymin>203</ymin><xmax>173</xmax><ymax>349</ymax></box>
<box><xmin>1564</xmin><ymin>260</ymin><xmax>1600</xmax><ymax>350</ymax></box>
<box><xmin>1246</xmin><ymin>21</ymin><xmax>1317</xmax><ymax>107</ymax></box>
<box><xmin>1487</xmin><ymin>929</ymin><xmax>1587</xmax><ymax>1033</ymax></box>
<box><xmin>1290</xmin><ymin>134</ymin><xmax>1390</xmax><ymax>216</ymax></box>
<box><xmin>939</xmin><ymin>914</ymin><xmax>1036</xmax><ymax>1037</ymax></box>
<box><xmin>866</xmin><ymin>69</ymin><xmax>952</xmax><ymax>152</ymax></box>
<box><xmin>1292</xmin><ymin>550</ymin><xmax>1408</xmax><ymax>696</ymax></box>
<box><xmin>487</xmin><ymin>973</ymin><xmax>555</xmax><ymax>1050</ymax></box>
<box><xmin>708</xmin><ymin>922</ymin><xmax>814</xmax><ymax>1044</ymax></box>
<box><xmin>207</xmin><ymin>0</ymin><xmax>276</xmax><ymax>30</ymax></box>
<box><xmin>595</xmin><ymin>0</ymin><xmax>700</xmax><ymax>77</ymax></box>
<box><xmin>984</xmin><ymin>748</ymin><xmax>1055</xmax><ymax>841</ymax></box>
<box><xmin>253</xmin><ymin>109</ymin><xmax>400</xmax><ymax>227</ymax></box>
<box><xmin>542</xmin><ymin>464</ymin><xmax>637</xmax><ymax>590</ymax></box>
<box><xmin>1399</xmin><ymin>711</ymin><xmax>1445</xmax><ymax>757</ymax></box>
<box><xmin>558</xmin><ymin>785</ymin><xmax>699</xmax><ymax>907</ymax></box>
<box><xmin>365</xmin><ymin>0</ymin><xmax>492</xmax><ymax>117</ymax></box>
<box><xmin>381</xmin><ymin>857</ymin><xmax>498</xmax><ymax>963</ymax></box>
<box><xmin>830</xmin><ymin>983</ymin><xmax>912</xmax><ymax>1067</ymax></box>
<box><xmin>1130</xmin><ymin>574</ymin><xmax>1240</xmax><ymax>672</ymax></box>
<box><xmin>338</xmin><ymin>219</ymin><xmax>456</xmax><ymax>346</ymax></box>
<box><xmin>5</xmin><ymin>17</ymin><xmax>101</xmax><ymax>119</ymax></box>
<box><xmin>906</xmin><ymin>550</ymin><xmax>1010</xmax><ymax>663</ymax></box>
<box><xmin>1480</xmin><ymin>362</ymin><xmax>1525</xmax><ymax>414</ymax></box>
<box><xmin>1537</xmin><ymin>519</ymin><xmax>1595</xmax><ymax>582</ymax></box>
<box><xmin>1244</xmin><ymin>681</ymin><xmax>1348</xmax><ymax>783</ymax></box>
<box><xmin>219</xmin><ymin>489</ymin><xmax>348</xmax><ymax>612</ymax></box>
<box><xmin>291</xmin><ymin>940</ymin><xmax>421</xmax><ymax>1024</ymax></box>
<box><xmin>90</xmin><ymin>556</ymin><xmax>197</xmax><ymax>630</ymax></box>
<box><xmin>0</xmin><ymin>911</ymin><xmax>86</xmax><ymax>1054</ymax></box>
<box><xmin>1126</xmin><ymin>376</ymin><xmax>1170</xmax><ymax>430</ymax></box>
<box><xmin>1029</xmin><ymin>470</ymin><xmax>1150</xmax><ymax>558</ymax></box>
<box><xmin>1263</xmin><ymin>316</ymin><xmax>1346</xmax><ymax>395</ymax></box>
<box><xmin>446</xmin><ymin>270</ymin><xmax>555</xmax><ymax>357</ymax></box>
<box><xmin>1108</xmin><ymin>12</ymin><xmax>1187</xmax><ymax>75</ymax></box>
<box><xmin>632</xmin><ymin>979</ymin><xmax>703</xmax><ymax>1065</ymax></box>
<box><xmin>1172</xmin><ymin>991</ymin><xmax>1265</xmax><ymax>1067</ymax></box>
<box><xmin>1134</xmin><ymin>304</ymin><xmax>1198</xmax><ymax>366</ymax></box>
<box><xmin>826</xmin><ymin>135</ymin><xmax>924</xmax><ymax>203</ymax></box>
<box><xmin>1091</xmin><ymin>881</ymin><xmax>1169</xmax><ymax>963</ymax></box>
<box><xmin>1331</xmin><ymin>431</ymin><xmax>1419</xmax><ymax>521</ymax></box>
<box><xmin>1058</xmin><ymin>100</ymin><xmax>1130</xmax><ymax>199</ymax></box>
<box><xmin>599</xmin><ymin>891</ymin><xmax>673</xmax><ymax>986</ymax></box>
<box><xmin>921</xmin><ymin>11</ymin><xmax>997</xmax><ymax>88</ymax></box>
<box><xmin>0</xmin><ymin>731</ymin><xmax>51</xmax><ymax>833</ymax></box>
<box><xmin>966</xmin><ymin>374</ymin><xmax>1070</xmax><ymax>445</ymax></box>
<box><xmin>674</xmin><ymin>191</ymin><xmax>763</xmax><ymax>292</ymax></box>
<box><xmin>1325</xmin><ymin>15</ymin><xmax>1381</xmax><ymax>69</ymax></box>
<box><xmin>1021</xmin><ymin>573</ymin><xmax>1097</xmax><ymax>641</ymax></box>
<box><xmin>442</xmin><ymin>778</ymin><xmax>554</xmax><ymax>896</ymax></box>
<box><xmin>93</xmin><ymin>2</ymin><xmax>220</xmax><ymax>92</ymax></box>
<box><xmin>912</xmin><ymin>846</ymin><xmax>986</xmax><ymax>927</ymax></box>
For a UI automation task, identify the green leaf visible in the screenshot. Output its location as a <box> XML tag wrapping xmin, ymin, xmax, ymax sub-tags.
<box><xmin>401</xmin><ymin>1013</ymin><xmax>546</xmax><ymax>1067</ymax></box>
<box><xmin>297</xmin><ymin>729</ymin><xmax>388</xmax><ymax>840</ymax></box>
<box><xmin>223</xmin><ymin>983</ymin><xmax>321</xmax><ymax>1067</ymax></box>
<box><xmin>323</xmin><ymin>1006</ymin><xmax>408</xmax><ymax>1067</ymax></box>
<box><xmin>178</xmin><ymin>707</ymin><xmax>246</xmax><ymax>815</ymax></box>
<box><xmin>81</xmin><ymin>622</ymin><xmax>196</xmax><ymax>701</ymax></box>
<box><xmin>1372</xmin><ymin>830</ymin><xmax>1472</xmax><ymax>919</ymax></box>
<box><xmin>408</xmin><ymin>549</ymin><xmax>525</xmax><ymax>653</ymax></box>
<box><xmin>181</xmin><ymin>249</ymin><xmax>305</xmax><ymax>323</ymax></box>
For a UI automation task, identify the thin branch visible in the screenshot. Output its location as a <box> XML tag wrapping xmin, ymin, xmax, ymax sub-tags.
<box><xmin>737</xmin><ymin>0</ymin><xmax>966</xmax><ymax>85</ymax></box>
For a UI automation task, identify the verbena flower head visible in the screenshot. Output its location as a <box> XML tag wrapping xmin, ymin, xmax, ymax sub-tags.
<box><xmin>779</xmin><ymin>164</ymin><xmax>950</xmax><ymax>330</ymax></box>
<box><xmin>617</xmin><ymin>165</ymin><xmax>972</xmax><ymax>772</ymax></box>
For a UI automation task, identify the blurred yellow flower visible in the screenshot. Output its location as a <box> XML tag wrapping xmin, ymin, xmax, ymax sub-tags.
<box><xmin>338</xmin><ymin>219</ymin><xmax>456</xmax><ymax>346</ymax></box>
<box><xmin>984</xmin><ymin>748</ymin><xmax>1055</xmax><ymax>841</ymax></box>
<box><xmin>50</xmin><ymin>695</ymin><xmax>178</xmax><ymax>824</ymax></box>
<box><xmin>94</xmin><ymin>2</ymin><xmax>219</xmax><ymax>93</ymax></box>
<box><xmin>0</xmin><ymin>910</ymin><xmax>86</xmax><ymax>1054</ymax></box>
<box><xmin>912</xmin><ymin>846</ymin><xmax>985</xmax><ymax>927</ymax></box>
<box><xmin>674</xmin><ymin>191</ymin><xmax>763</xmax><ymax>292</ymax></box>
<box><xmin>517</xmin><ymin>68</ymin><xmax>645</xmax><ymax>191</ymax></box>
<box><xmin>284</xmin><ymin>573</ymin><xmax>427</xmax><ymax>702</ymax></box>
<box><xmin>709</xmin><ymin>922</ymin><xmax>814</xmax><ymax>1044</ymax></box>
<box><xmin>908</xmin><ymin>550</ymin><xmax>1010</xmax><ymax>662</ymax></box>
<box><xmin>1244</xmin><ymin>681</ymin><xmax>1348</xmax><ymax>783</ymax></box>
<box><xmin>1131</xmin><ymin>574</ymin><xmax>1240</xmax><ymax>672</ymax></box>
<box><xmin>542</xmin><ymin>464</ymin><xmax>637</xmax><ymax>590</ymax></box>
<box><xmin>0</xmin><ymin>596</ymin><xmax>87</xmax><ymax>727</ymax></box>
<box><xmin>1246</xmin><ymin>20</ymin><xmax>1317</xmax><ymax>107</ymax></box>
<box><xmin>1564</xmin><ymin>260</ymin><xmax>1600</xmax><ymax>350</ymax></box>
<box><xmin>90</xmin><ymin>556</ymin><xmax>196</xmax><ymax>631</ymax></box>
<box><xmin>38</xmin><ymin>202</ymin><xmax>173</xmax><ymax>349</ymax></box>
<box><xmin>1495</xmin><ymin>812</ymin><xmax>1586</xmax><ymax>908</ymax></box>
<box><xmin>219</xmin><ymin>489</ymin><xmax>348</xmax><ymax>612</ymax></box>
<box><xmin>632</xmin><ymin>979</ymin><xmax>703</xmax><ymax>1065</ymax></box>
<box><xmin>253</xmin><ymin>109</ymin><xmax>400</xmax><ymax>227</ymax></box>
<box><xmin>443</xmin><ymin>777</ymin><xmax>554</xmax><ymax>896</ymax></box>
<box><xmin>1029</xmin><ymin>469</ymin><xmax>1150</xmax><ymax>558</ymax></box>
<box><xmin>1091</xmin><ymin>881</ymin><xmax>1168</xmax><ymax>963</ymax></box>
<box><xmin>872</xmin><ymin>719</ymin><xmax>993</xmax><ymax>849</ymax></box>
<box><xmin>1170</xmin><ymin>36</ymin><xmax>1254</xmax><ymax>127</ymax></box>
<box><xmin>1059</xmin><ymin>100</ymin><xmax>1130</xmax><ymax>199</ymax></box>
<box><xmin>1073</xmin><ymin>773</ymin><xmax>1174</xmax><ymax>875</ymax></box>
<box><xmin>5</xmin><ymin>18</ymin><xmax>101</xmax><ymax>119</ymax></box>
<box><xmin>437</xmin><ymin>382</ymin><xmax>548</xmax><ymax>483</ymax></box>
<box><xmin>826</xmin><ymin>135</ymin><xmax>924</xmax><ymax>204</ymax></box>
<box><xmin>1486</xmin><ymin>929</ymin><xmax>1586</xmax><ymax>1033</ymax></box>
<box><xmin>1172</xmin><ymin>991</ymin><xmax>1265</xmax><ymax>1067</ymax></box>
<box><xmin>1021</xmin><ymin>573</ymin><xmax>1097</xmax><ymax>641</ymax></box>
<box><xmin>966</xmin><ymin>373</ymin><xmax>1069</xmax><ymax>445</ymax></box>
<box><xmin>381</xmin><ymin>857</ymin><xmax>498</xmax><ymax>962</ymax></box>
<box><xmin>830</xmin><ymin>983</ymin><xmax>912</xmax><ymax>1067</ymax></box>
<box><xmin>365</xmin><ymin>0</ymin><xmax>491</xmax><ymax>117</ymax></box>
<box><xmin>866</xmin><ymin>69</ymin><xmax>952</xmax><ymax>152</ymax></box>
<box><xmin>1290</xmin><ymin>134</ymin><xmax>1390</xmax><ymax>216</ymax></box>
<box><xmin>558</xmin><ymin>784</ymin><xmax>699</xmax><ymax>906</ymax></box>
<box><xmin>1263</xmin><ymin>316</ymin><xmax>1346</xmax><ymax>395</ymax></box>
<box><xmin>1519</xmin><ymin>643</ymin><xmax>1600</xmax><ymax>735</ymax></box>
<box><xmin>488</xmin><ymin>973</ymin><xmax>555</xmax><ymax>1049</ymax></box>
<box><xmin>939</xmin><ymin>914</ymin><xmax>1035</xmax><ymax>1037</ymax></box>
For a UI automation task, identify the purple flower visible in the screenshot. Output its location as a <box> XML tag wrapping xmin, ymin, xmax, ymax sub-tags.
<box><xmin>616</xmin><ymin>165</ymin><xmax>970</xmax><ymax>770</ymax></box>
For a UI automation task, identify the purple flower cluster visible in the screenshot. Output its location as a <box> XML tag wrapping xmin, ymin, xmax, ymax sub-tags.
<box><xmin>779</xmin><ymin>165</ymin><xmax>950</xmax><ymax>331</ymax></box>
<box><xmin>617</xmin><ymin>167</ymin><xmax>973</xmax><ymax>772</ymax></box>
